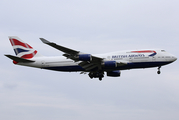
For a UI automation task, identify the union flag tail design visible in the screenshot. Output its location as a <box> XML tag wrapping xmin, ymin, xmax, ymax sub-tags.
<box><xmin>9</xmin><ymin>36</ymin><xmax>41</xmax><ymax>59</ymax></box>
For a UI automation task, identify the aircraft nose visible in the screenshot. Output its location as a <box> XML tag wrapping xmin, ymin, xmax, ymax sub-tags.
<box><xmin>172</xmin><ymin>56</ymin><xmax>177</xmax><ymax>61</ymax></box>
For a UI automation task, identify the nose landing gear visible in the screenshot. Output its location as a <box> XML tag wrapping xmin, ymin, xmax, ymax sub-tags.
<box><xmin>157</xmin><ymin>66</ymin><xmax>161</xmax><ymax>74</ymax></box>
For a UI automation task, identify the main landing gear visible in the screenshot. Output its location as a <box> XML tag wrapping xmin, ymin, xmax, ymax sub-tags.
<box><xmin>157</xmin><ymin>66</ymin><xmax>161</xmax><ymax>74</ymax></box>
<box><xmin>88</xmin><ymin>71</ymin><xmax>104</xmax><ymax>81</ymax></box>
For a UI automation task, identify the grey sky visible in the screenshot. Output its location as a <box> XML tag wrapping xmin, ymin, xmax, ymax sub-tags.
<box><xmin>0</xmin><ymin>0</ymin><xmax>179</xmax><ymax>120</ymax></box>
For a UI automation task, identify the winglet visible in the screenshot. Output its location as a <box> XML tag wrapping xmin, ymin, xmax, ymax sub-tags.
<box><xmin>39</xmin><ymin>38</ymin><xmax>79</xmax><ymax>55</ymax></box>
<box><xmin>40</xmin><ymin>38</ymin><xmax>52</xmax><ymax>44</ymax></box>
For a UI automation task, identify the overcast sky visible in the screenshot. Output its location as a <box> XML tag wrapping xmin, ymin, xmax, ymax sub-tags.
<box><xmin>0</xmin><ymin>0</ymin><xmax>179</xmax><ymax>120</ymax></box>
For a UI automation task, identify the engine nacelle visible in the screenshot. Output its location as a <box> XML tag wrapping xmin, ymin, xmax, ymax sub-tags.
<box><xmin>78</xmin><ymin>54</ymin><xmax>92</xmax><ymax>61</ymax></box>
<box><xmin>107</xmin><ymin>70</ymin><xmax>121</xmax><ymax>77</ymax></box>
<box><xmin>103</xmin><ymin>61</ymin><xmax>117</xmax><ymax>68</ymax></box>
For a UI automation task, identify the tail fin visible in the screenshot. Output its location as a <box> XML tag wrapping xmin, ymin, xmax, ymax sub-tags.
<box><xmin>8</xmin><ymin>36</ymin><xmax>42</xmax><ymax>59</ymax></box>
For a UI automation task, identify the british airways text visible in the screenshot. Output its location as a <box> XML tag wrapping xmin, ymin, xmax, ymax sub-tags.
<box><xmin>112</xmin><ymin>54</ymin><xmax>145</xmax><ymax>59</ymax></box>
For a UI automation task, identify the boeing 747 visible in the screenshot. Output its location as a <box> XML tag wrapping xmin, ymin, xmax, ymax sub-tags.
<box><xmin>5</xmin><ymin>36</ymin><xmax>177</xmax><ymax>80</ymax></box>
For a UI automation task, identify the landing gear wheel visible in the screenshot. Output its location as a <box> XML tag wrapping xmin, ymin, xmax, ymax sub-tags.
<box><xmin>157</xmin><ymin>66</ymin><xmax>161</xmax><ymax>74</ymax></box>
<box><xmin>98</xmin><ymin>73</ymin><xmax>104</xmax><ymax>81</ymax></box>
<box><xmin>88</xmin><ymin>72</ymin><xmax>93</xmax><ymax>79</ymax></box>
<box><xmin>88</xmin><ymin>71</ymin><xmax>104</xmax><ymax>80</ymax></box>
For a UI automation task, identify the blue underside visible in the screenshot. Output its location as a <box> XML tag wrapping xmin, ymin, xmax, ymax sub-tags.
<box><xmin>43</xmin><ymin>61</ymin><xmax>172</xmax><ymax>72</ymax></box>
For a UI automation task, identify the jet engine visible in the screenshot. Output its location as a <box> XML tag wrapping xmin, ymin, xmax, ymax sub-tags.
<box><xmin>78</xmin><ymin>54</ymin><xmax>92</xmax><ymax>61</ymax></box>
<box><xmin>102</xmin><ymin>61</ymin><xmax>117</xmax><ymax>68</ymax></box>
<box><xmin>107</xmin><ymin>70</ymin><xmax>121</xmax><ymax>77</ymax></box>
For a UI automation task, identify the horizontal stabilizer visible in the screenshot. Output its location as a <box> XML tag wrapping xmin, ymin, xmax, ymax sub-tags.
<box><xmin>4</xmin><ymin>55</ymin><xmax>35</xmax><ymax>63</ymax></box>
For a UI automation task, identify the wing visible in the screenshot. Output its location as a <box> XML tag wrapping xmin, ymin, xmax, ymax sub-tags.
<box><xmin>40</xmin><ymin>38</ymin><xmax>126</xmax><ymax>71</ymax></box>
<box><xmin>40</xmin><ymin>38</ymin><xmax>103</xmax><ymax>63</ymax></box>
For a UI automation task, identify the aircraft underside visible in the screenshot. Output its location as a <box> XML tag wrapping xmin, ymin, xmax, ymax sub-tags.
<box><xmin>42</xmin><ymin>61</ymin><xmax>171</xmax><ymax>71</ymax></box>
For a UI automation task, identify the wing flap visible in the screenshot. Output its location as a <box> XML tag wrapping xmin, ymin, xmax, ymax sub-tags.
<box><xmin>116</xmin><ymin>61</ymin><xmax>128</xmax><ymax>66</ymax></box>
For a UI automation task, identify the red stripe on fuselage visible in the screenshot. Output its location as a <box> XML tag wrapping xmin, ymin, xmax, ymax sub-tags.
<box><xmin>131</xmin><ymin>50</ymin><xmax>156</xmax><ymax>53</ymax></box>
<box><xmin>10</xmin><ymin>38</ymin><xmax>33</xmax><ymax>49</ymax></box>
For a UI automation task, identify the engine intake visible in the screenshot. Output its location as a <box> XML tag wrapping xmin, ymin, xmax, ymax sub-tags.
<box><xmin>78</xmin><ymin>54</ymin><xmax>92</xmax><ymax>61</ymax></box>
<box><xmin>107</xmin><ymin>70</ymin><xmax>121</xmax><ymax>77</ymax></box>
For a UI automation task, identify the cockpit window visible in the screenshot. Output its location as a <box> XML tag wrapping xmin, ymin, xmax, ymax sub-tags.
<box><xmin>161</xmin><ymin>50</ymin><xmax>166</xmax><ymax>52</ymax></box>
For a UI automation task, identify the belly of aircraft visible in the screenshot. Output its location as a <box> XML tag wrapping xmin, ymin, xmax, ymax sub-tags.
<box><xmin>42</xmin><ymin>61</ymin><xmax>172</xmax><ymax>72</ymax></box>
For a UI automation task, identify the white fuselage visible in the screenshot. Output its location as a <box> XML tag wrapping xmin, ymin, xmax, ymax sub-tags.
<box><xmin>16</xmin><ymin>49</ymin><xmax>177</xmax><ymax>72</ymax></box>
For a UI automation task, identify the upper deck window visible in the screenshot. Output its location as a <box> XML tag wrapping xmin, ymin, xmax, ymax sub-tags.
<box><xmin>161</xmin><ymin>50</ymin><xmax>166</xmax><ymax>52</ymax></box>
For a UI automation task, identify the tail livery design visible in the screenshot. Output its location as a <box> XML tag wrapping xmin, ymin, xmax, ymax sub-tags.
<box><xmin>9</xmin><ymin>36</ymin><xmax>38</xmax><ymax>59</ymax></box>
<box><xmin>6</xmin><ymin>36</ymin><xmax>41</xmax><ymax>64</ymax></box>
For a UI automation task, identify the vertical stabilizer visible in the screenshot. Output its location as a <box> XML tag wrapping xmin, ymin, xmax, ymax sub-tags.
<box><xmin>8</xmin><ymin>36</ymin><xmax>42</xmax><ymax>59</ymax></box>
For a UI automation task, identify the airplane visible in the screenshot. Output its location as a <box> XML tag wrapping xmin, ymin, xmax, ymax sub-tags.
<box><xmin>5</xmin><ymin>36</ymin><xmax>177</xmax><ymax>80</ymax></box>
